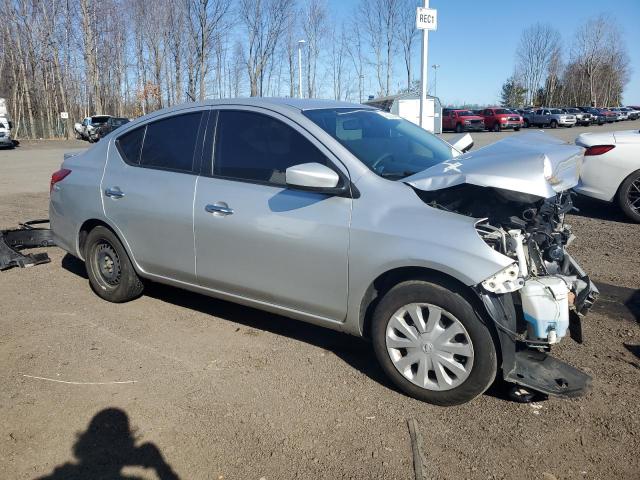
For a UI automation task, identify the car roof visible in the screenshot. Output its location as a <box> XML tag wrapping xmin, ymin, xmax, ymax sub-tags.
<box><xmin>171</xmin><ymin>97</ymin><xmax>371</xmax><ymax>112</ymax></box>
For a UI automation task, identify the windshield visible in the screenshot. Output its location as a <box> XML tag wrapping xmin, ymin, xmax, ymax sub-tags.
<box><xmin>566</xmin><ymin>108</ymin><xmax>579</xmax><ymax>113</ymax></box>
<box><xmin>304</xmin><ymin>108</ymin><xmax>453</xmax><ymax>180</ymax></box>
<box><xmin>112</xmin><ymin>118</ymin><xmax>129</xmax><ymax>127</ymax></box>
<box><xmin>550</xmin><ymin>109</ymin><xmax>563</xmax><ymax>114</ymax></box>
<box><xmin>494</xmin><ymin>109</ymin><xmax>510</xmax><ymax>114</ymax></box>
<box><xmin>91</xmin><ymin>116</ymin><xmax>110</xmax><ymax>124</ymax></box>
<box><xmin>455</xmin><ymin>110</ymin><xmax>476</xmax><ymax>116</ymax></box>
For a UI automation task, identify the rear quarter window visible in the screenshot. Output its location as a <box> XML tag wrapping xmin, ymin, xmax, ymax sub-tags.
<box><xmin>116</xmin><ymin>127</ymin><xmax>145</xmax><ymax>165</ymax></box>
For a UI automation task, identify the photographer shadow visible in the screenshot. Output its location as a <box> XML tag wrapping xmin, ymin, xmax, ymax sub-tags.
<box><xmin>35</xmin><ymin>408</ymin><xmax>179</xmax><ymax>480</ymax></box>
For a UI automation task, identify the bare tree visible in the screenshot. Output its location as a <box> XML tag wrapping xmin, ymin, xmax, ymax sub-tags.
<box><xmin>301</xmin><ymin>0</ymin><xmax>327</xmax><ymax>98</ymax></box>
<box><xmin>186</xmin><ymin>0</ymin><xmax>232</xmax><ymax>101</ymax></box>
<box><xmin>239</xmin><ymin>0</ymin><xmax>295</xmax><ymax>97</ymax></box>
<box><xmin>396</xmin><ymin>0</ymin><xmax>418</xmax><ymax>91</ymax></box>
<box><xmin>515</xmin><ymin>23</ymin><xmax>561</xmax><ymax>105</ymax></box>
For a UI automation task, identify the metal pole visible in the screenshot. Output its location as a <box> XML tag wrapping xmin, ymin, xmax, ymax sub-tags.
<box><xmin>297</xmin><ymin>40</ymin><xmax>305</xmax><ymax>98</ymax></box>
<box><xmin>419</xmin><ymin>0</ymin><xmax>429</xmax><ymax>128</ymax></box>
<box><xmin>432</xmin><ymin>64</ymin><xmax>440</xmax><ymax>98</ymax></box>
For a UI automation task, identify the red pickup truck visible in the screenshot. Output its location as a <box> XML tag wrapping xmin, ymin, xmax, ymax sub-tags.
<box><xmin>442</xmin><ymin>109</ymin><xmax>485</xmax><ymax>133</ymax></box>
<box><xmin>479</xmin><ymin>107</ymin><xmax>523</xmax><ymax>131</ymax></box>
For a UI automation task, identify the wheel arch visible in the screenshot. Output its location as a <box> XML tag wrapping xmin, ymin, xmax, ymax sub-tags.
<box><xmin>77</xmin><ymin>219</ymin><xmax>141</xmax><ymax>275</ymax></box>
<box><xmin>358</xmin><ymin>266</ymin><xmax>482</xmax><ymax>339</ymax></box>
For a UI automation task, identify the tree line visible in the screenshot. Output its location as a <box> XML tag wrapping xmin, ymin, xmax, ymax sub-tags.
<box><xmin>0</xmin><ymin>0</ymin><xmax>421</xmax><ymax>139</ymax></box>
<box><xmin>500</xmin><ymin>16</ymin><xmax>630</xmax><ymax>108</ymax></box>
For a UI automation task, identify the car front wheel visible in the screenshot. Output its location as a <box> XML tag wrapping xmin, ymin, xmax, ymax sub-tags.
<box><xmin>371</xmin><ymin>280</ymin><xmax>497</xmax><ymax>406</ymax></box>
<box><xmin>85</xmin><ymin>226</ymin><xmax>144</xmax><ymax>302</ymax></box>
<box><xmin>618</xmin><ymin>170</ymin><xmax>640</xmax><ymax>223</ymax></box>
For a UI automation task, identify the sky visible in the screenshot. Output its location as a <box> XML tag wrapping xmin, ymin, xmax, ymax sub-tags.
<box><xmin>326</xmin><ymin>0</ymin><xmax>640</xmax><ymax>105</ymax></box>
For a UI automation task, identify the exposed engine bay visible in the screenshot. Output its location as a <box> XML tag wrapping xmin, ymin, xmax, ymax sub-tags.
<box><xmin>415</xmin><ymin>184</ymin><xmax>599</xmax><ymax>399</ymax></box>
<box><xmin>416</xmin><ymin>183</ymin><xmax>597</xmax><ymax>345</ymax></box>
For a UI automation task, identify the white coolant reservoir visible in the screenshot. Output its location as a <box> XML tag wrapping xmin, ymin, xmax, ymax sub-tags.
<box><xmin>520</xmin><ymin>277</ymin><xmax>569</xmax><ymax>343</ymax></box>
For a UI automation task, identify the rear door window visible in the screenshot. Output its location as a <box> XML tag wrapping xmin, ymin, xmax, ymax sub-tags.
<box><xmin>139</xmin><ymin>112</ymin><xmax>203</xmax><ymax>173</ymax></box>
<box><xmin>213</xmin><ymin>110</ymin><xmax>327</xmax><ymax>186</ymax></box>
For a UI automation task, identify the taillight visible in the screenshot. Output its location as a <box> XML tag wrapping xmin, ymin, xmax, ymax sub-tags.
<box><xmin>50</xmin><ymin>168</ymin><xmax>72</xmax><ymax>192</ymax></box>
<box><xmin>584</xmin><ymin>145</ymin><xmax>615</xmax><ymax>156</ymax></box>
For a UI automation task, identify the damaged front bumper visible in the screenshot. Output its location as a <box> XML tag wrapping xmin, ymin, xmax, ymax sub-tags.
<box><xmin>0</xmin><ymin>219</ymin><xmax>56</xmax><ymax>270</ymax></box>
<box><xmin>476</xmin><ymin>253</ymin><xmax>598</xmax><ymax>398</ymax></box>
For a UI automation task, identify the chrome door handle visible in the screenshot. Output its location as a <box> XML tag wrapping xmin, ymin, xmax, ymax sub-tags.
<box><xmin>105</xmin><ymin>187</ymin><xmax>125</xmax><ymax>199</ymax></box>
<box><xmin>205</xmin><ymin>203</ymin><xmax>234</xmax><ymax>216</ymax></box>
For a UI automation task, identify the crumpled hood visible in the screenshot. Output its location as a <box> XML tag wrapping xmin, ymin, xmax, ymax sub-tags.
<box><xmin>405</xmin><ymin>131</ymin><xmax>584</xmax><ymax>198</ymax></box>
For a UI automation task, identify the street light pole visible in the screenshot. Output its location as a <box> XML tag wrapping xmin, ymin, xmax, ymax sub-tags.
<box><xmin>297</xmin><ymin>40</ymin><xmax>305</xmax><ymax>98</ymax></box>
<box><xmin>432</xmin><ymin>64</ymin><xmax>440</xmax><ymax>98</ymax></box>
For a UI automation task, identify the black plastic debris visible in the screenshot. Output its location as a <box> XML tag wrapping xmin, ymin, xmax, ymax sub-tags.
<box><xmin>0</xmin><ymin>219</ymin><xmax>56</xmax><ymax>271</ymax></box>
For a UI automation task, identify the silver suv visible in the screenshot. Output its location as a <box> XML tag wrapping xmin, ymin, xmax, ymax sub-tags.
<box><xmin>50</xmin><ymin>99</ymin><xmax>597</xmax><ymax>405</ymax></box>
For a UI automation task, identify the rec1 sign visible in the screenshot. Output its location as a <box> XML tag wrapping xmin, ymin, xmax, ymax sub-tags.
<box><xmin>416</xmin><ymin>7</ymin><xmax>437</xmax><ymax>31</ymax></box>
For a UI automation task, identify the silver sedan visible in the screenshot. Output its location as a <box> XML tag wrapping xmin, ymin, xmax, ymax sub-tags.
<box><xmin>50</xmin><ymin>98</ymin><xmax>597</xmax><ymax>405</ymax></box>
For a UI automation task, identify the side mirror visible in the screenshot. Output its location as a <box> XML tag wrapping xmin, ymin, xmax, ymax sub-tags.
<box><xmin>449</xmin><ymin>132</ymin><xmax>474</xmax><ymax>155</ymax></box>
<box><xmin>285</xmin><ymin>162</ymin><xmax>345</xmax><ymax>194</ymax></box>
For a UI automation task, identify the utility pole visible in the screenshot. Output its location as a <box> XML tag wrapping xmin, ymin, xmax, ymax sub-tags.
<box><xmin>297</xmin><ymin>40</ymin><xmax>305</xmax><ymax>98</ymax></box>
<box><xmin>432</xmin><ymin>64</ymin><xmax>440</xmax><ymax>98</ymax></box>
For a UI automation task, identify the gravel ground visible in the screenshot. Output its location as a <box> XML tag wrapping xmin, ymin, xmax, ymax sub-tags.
<box><xmin>1</xmin><ymin>123</ymin><xmax>639</xmax><ymax>480</ymax></box>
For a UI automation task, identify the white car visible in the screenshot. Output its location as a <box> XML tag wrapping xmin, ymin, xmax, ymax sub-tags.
<box><xmin>0</xmin><ymin>116</ymin><xmax>13</xmax><ymax>148</ymax></box>
<box><xmin>575</xmin><ymin>129</ymin><xmax>640</xmax><ymax>222</ymax></box>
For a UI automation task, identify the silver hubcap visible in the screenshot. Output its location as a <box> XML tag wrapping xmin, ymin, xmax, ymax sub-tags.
<box><xmin>627</xmin><ymin>178</ymin><xmax>640</xmax><ymax>214</ymax></box>
<box><xmin>385</xmin><ymin>303</ymin><xmax>474</xmax><ymax>391</ymax></box>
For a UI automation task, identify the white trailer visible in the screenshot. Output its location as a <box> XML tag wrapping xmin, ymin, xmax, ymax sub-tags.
<box><xmin>364</xmin><ymin>93</ymin><xmax>442</xmax><ymax>134</ymax></box>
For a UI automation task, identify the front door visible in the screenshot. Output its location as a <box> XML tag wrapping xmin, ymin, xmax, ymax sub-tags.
<box><xmin>194</xmin><ymin>108</ymin><xmax>351</xmax><ymax>321</ymax></box>
<box><xmin>101</xmin><ymin>109</ymin><xmax>207</xmax><ymax>282</ymax></box>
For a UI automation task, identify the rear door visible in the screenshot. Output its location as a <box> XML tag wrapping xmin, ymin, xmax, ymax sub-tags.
<box><xmin>101</xmin><ymin>109</ymin><xmax>208</xmax><ymax>282</ymax></box>
<box><xmin>193</xmin><ymin>107</ymin><xmax>351</xmax><ymax>321</ymax></box>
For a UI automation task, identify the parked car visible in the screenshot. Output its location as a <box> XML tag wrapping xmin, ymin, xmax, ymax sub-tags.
<box><xmin>50</xmin><ymin>99</ymin><xmax>598</xmax><ymax>406</ymax></box>
<box><xmin>579</xmin><ymin>107</ymin><xmax>606</xmax><ymax>125</ymax></box>
<box><xmin>442</xmin><ymin>109</ymin><xmax>485</xmax><ymax>132</ymax></box>
<box><xmin>0</xmin><ymin>116</ymin><xmax>14</xmax><ymax>148</ymax></box>
<box><xmin>562</xmin><ymin>108</ymin><xmax>592</xmax><ymax>126</ymax></box>
<box><xmin>594</xmin><ymin>108</ymin><xmax>617</xmax><ymax>123</ymax></box>
<box><xmin>575</xmin><ymin>129</ymin><xmax>640</xmax><ymax>222</ymax></box>
<box><xmin>75</xmin><ymin>115</ymin><xmax>111</xmax><ymax>141</ymax></box>
<box><xmin>90</xmin><ymin>117</ymin><xmax>130</xmax><ymax>142</ymax></box>
<box><xmin>479</xmin><ymin>107</ymin><xmax>523</xmax><ymax>132</ymax></box>
<box><xmin>523</xmin><ymin>108</ymin><xmax>576</xmax><ymax>128</ymax></box>
<box><xmin>609</xmin><ymin>107</ymin><xmax>629</xmax><ymax>121</ymax></box>
<box><xmin>620</xmin><ymin>107</ymin><xmax>639</xmax><ymax>120</ymax></box>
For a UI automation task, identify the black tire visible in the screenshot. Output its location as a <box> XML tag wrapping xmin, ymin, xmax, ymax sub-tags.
<box><xmin>493</xmin><ymin>122</ymin><xmax>501</xmax><ymax>132</ymax></box>
<box><xmin>84</xmin><ymin>226</ymin><xmax>144</xmax><ymax>302</ymax></box>
<box><xmin>455</xmin><ymin>123</ymin><xmax>463</xmax><ymax>133</ymax></box>
<box><xmin>523</xmin><ymin>119</ymin><xmax>530</xmax><ymax>128</ymax></box>
<box><xmin>550</xmin><ymin>120</ymin><xmax>558</xmax><ymax>129</ymax></box>
<box><xmin>371</xmin><ymin>280</ymin><xmax>497</xmax><ymax>406</ymax></box>
<box><xmin>514</xmin><ymin>127</ymin><xmax>521</xmax><ymax>131</ymax></box>
<box><xmin>617</xmin><ymin>170</ymin><xmax>640</xmax><ymax>223</ymax></box>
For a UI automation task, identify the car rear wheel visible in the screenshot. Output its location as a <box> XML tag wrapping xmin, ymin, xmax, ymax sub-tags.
<box><xmin>550</xmin><ymin>120</ymin><xmax>558</xmax><ymax>128</ymax></box>
<box><xmin>371</xmin><ymin>280</ymin><xmax>497</xmax><ymax>406</ymax></box>
<box><xmin>618</xmin><ymin>170</ymin><xmax>640</xmax><ymax>223</ymax></box>
<box><xmin>85</xmin><ymin>226</ymin><xmax>144</xmax><ymax>302</ymax></box>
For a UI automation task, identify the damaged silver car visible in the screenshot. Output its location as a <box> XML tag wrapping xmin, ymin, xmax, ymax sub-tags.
<box><xmin>49</xmin><ymin>99</ymin><xmax>598</xmax><ymax>406</ymax></box>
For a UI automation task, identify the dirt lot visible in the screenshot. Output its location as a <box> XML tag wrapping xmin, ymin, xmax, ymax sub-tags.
<box><xmin>1</xmin><ymin>123</ymin><xmax>639</xmax><ymax>480</ymax></box>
